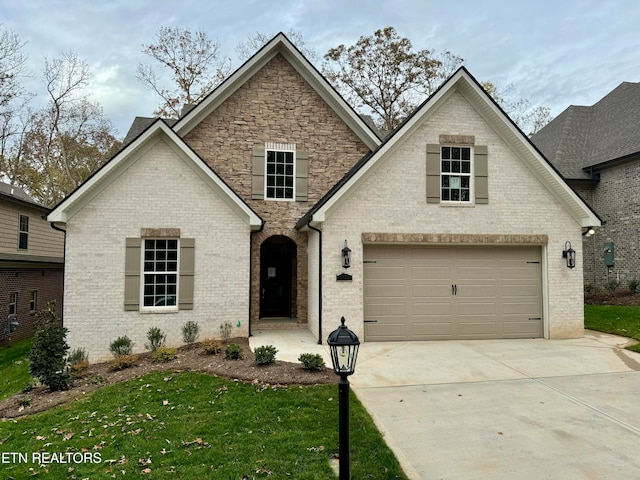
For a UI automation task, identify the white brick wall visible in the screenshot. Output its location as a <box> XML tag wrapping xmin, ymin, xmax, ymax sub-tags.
<box><xmin>64</xmin><ymin>139</ymin><xmax>251</xmax><ymax>361</ymax></box>
<box><xmin>314</xmin><ymin>91</ymin><xmax>585</xmax><ymax>341</ymax></box>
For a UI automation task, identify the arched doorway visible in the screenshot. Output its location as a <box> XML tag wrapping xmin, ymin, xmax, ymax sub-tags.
<box><xmin>260</xmin><ymin>236</ymin><xmax>297</xmax><ymax>318</ymax></box>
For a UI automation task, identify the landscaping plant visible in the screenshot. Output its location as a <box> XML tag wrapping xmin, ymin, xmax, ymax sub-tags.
<box><xmin>201</xmin><ymin>338</ymin><xmax>223</xmax><ymax>355</ymax></box>
<box><xmin>152</xmin><ymin>346</ymin><xmax>177</xmax><ymax>363</ymax></box>
<box><xmin>182</xmin><ymin>320</ymin><xmax>200</xmax><ymax>344</ymax></box>
<box><xmin>29</xmin><ymin>301</ymin><xmax>72</xmax><ymax>391</ymax></box>
<box><xmin>109</xmin><ymin>336</ymin><xmax>134</xmax><ymax>357</ymax></box>
<box><xmin>254</xmin><ymin>344</ymin><xmax>277</xmax><ymax>365</ymax></box>
<box><xmin>145</xmin><ymin>326</ymin><xmax>167</xmax><ymax>352</ymax></box>
<box><xmin>225</xmin><ymin>343</ymin><xmax>244</xmax><ymax>360</ymax></box>
<box><xmin>220</xmin><ymin>321</ymin><xmax>233</xmax><ymax>344</ymax></box>
<box><xmin>298</xmin><ymin>353</ymin><xmax>326</xmax><ymax>371</ymax></box>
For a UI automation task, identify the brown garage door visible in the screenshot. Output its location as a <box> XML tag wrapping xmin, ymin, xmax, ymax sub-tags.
<box><xmin>363</xmin><ymin>245</ymin><xmax>543</xmax><ymax>341</ymax></box>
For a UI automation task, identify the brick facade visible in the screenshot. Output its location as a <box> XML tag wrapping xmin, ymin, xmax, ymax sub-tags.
<box><xmin>184</xmin><ymin>54</ymin><xmax>371</xmax><ymax>327</ymax></box>
<box><xmin>0</xmin><ymin>267</ymin><xmax>63</xmax><ymax>345</ymax></box>
<box><xmin>577</xmin><ymin>160</ymin><xmax>640</xmax><ymax>292</ymax></box>
<box><xmin>314</xmin><ymin>91</ymin><xmax>586</xmax><ymax>340</ymax></box>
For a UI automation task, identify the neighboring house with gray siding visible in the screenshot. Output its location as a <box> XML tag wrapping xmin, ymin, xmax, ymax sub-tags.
<box><xmin>48</xmin><ymin>33</ymin><xmax>599</xmax><ymax>361</ymax></box>
<box><xmin>0</xmin><ymin>182</ymin><xmax>64</xmax><ymax>344</ymax></box>
<box><xmin>531</xmin><ymin>82</ymin><xmax>639</xmax><ymax>292</ymax></box>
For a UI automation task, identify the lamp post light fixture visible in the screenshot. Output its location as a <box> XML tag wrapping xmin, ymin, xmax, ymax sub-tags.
<box><xmin>327</xmin><ymin>317</ymin><xmax>360</xmax><ymax>480</ymax></box>
<box><xmin>341</xmin><ymin>240</ymin><xmax>351</xmax><ymax>269</ymax></box>
<box><xmin>563</xmin><ymin>241</ymin><xmax>576</xmax><ymax>269</ymax></box>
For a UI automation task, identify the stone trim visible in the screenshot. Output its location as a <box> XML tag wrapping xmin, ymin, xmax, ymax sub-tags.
<box><xmin>439</xmin><ymin>134</ymin><xmax>475</xmax><ymax>145</ymax></box>
<box><xmin>140</xmin><ymin>228</ymin><xmax>181</xmax><ymax>238</ymax></box>
<box><xmin>362</xmin><ymin>232</ymin><xmax>548</xmax><ymax>244</ymax></box>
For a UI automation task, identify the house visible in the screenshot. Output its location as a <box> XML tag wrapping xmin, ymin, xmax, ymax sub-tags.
<box><xmin>48</xmin><ymin>33</ymin><xmax>599</xmax><ymax>361</ymax></box>
<box><xmin>531</xmin><ymin>82</ymin><xmax>639</xmax><ymax>292</ymax></box>
<box><xmin>0</xmin><ymin>182</ymin><xmax>64</xmax><ymax>344</ymax></box>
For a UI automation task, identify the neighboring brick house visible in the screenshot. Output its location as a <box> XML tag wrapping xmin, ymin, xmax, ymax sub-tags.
<box><xmin>531</xmin><ymin>82</ymin><xmax>638</xmax><ymax>293</ymax></box>
<box><xmin>0</xmin><ymin>182</ymin><xmax>64</xmax><ymax>344</ymax></box>
<box><xmin>48</xmin><ymin>34</ymin><xmax>599</xmax><ymax>360</ymax></box>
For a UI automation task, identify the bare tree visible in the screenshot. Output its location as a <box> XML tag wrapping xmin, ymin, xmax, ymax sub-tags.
<box><xmin>322</xmin><ymin>27</ymin><xmax>463</xmax><ymax>131</ymax></box>
<box><xmin>137</xmin><ymin>27</ymin><xmax>232</xmax><ymax>118</ymax></box>
<box><xmin>236</xmin><ymin>30</ymin><xmax>319</xmax><ymax>63</ymax></box>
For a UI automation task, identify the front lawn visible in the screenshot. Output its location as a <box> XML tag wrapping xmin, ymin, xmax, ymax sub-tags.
<box><xmin>0</xmin><ymin>338</ymin><xmax>32</xmax><ymax>401</ymax></box>
<box><xmin>1</xmin><ymin>371</ymin><xmax>408</xmax><ymax>479</ymax></box>
<box><xmin>584</xmin><ymin>305</ymin><xmax>640</xmax><ymax>352</ymax></box>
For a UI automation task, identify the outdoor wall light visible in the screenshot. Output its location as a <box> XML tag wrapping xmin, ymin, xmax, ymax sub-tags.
<box><xmin>327</xmin><ymin>317</ymin><xmax>360</xmax><ymax>479</ymax></box>
<box><xmin>341</xmin><ymin>240</ymin><xmax>351</xmax><ymax>269</ymax></box>
<box><xmin>563</xmin><ymin>241</ymin><xmax>576</xmax><ymax>269</ymax></box>
<box><xmin>583</xmin><ymin>227</ymin><xmax>596</xmax><ymax>237</ymax></box>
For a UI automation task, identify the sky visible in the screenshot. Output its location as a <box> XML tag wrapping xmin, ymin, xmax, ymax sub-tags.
<box><xmin>1</xmin><ymin>0</ymin><xmax>638</xmax><ymax>138</ymax></box>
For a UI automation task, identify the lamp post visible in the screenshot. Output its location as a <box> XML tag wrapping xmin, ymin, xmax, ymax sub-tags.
<box><xmin>327</xmin><ymin>316</ymin><xmax>360</xmax><ymax>480</ymax></box>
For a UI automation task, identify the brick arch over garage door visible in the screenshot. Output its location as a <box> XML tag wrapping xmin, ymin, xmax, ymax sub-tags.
<box><xmin>363</xmin><ymin>245</ymin><xmax>543</xmax><ymax>341</ymax></box>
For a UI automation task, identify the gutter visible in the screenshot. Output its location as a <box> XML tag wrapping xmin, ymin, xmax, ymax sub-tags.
<box><xmin>248</xmin><ymin>221</ymin><xmax>265</xmax><ymax>337</ymax></box>
<box><xmin>306</xmin><ymin>219</ymin><xmax>323</xmax><ymax>345</ymax></box>
<box><xmin>49</xmin><ymin>222</ymin><xmax>67</xmax><ymax>317</ymax></box>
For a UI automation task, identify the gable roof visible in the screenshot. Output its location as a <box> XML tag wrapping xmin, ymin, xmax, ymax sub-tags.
<box><xmin>48</xmin><ymin>119</ymin><xmax>263</xmax><ymax>229</ymax></box>
<box><xmin>298</xmin><ymin>67</ymin><xmax>601</xmax><ymax>229</ymax></box>
<box><xmin>0</xmin><ymin>181</ymin><xmax>47</xmax><ymax>210</ymax></box>
<box><xmin>172</xmin><ymin>32</ymin><xmax>381</xmax><ymax>150</ymax></box>
<box><xmin>531</xmin><ymin>82</ymin><xmax>640</xmax><ymax>179</ymax></box>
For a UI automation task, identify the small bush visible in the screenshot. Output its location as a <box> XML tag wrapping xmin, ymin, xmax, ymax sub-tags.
<box><xmin>201</xmin><ymin>338</ymin><xmax>223</xmax><ymax>355</ymax></box>
<box><xmin>220</xmin><ymin>322</ymin><xmax>233</xmax><ymax>344</ymax></box>
<box><xmin>606</xmin><ymin>280</ymin><xmax>620</xmax><ymax>293</ymax></box>
<box><xmin>109</xmin><ymin>354</ymin><xmax>138</xmax><ymax>371</ymax></box>
<box><xmin>145</xmin><ymin>327</ymin><xmax>166</xmax><ymax>352</ymax></box>
<box><xmin>584</xmin><ymin>283</ymin><xmax>594</xmax><ymax>295</ymax></box>
<box><xmin>225</xmin><ymin>343</ymin><xmax>244</xmax><ymax>360</ymax></box>
<box><xmin>67</xmin><ymin>347</ymin><xmax>88</xmax><ymax>366</ymax></box>
<box><xmin>254</xmin><ymin>345</ymin><xmax>277</xmax><ymax>365</ymax></box>
<box><xmin>109</xmin><ymin>336</ymin><xmax>133</xmax><ymax>357</ymax></box>
<box><xmin>70</xmin><ymin>360</ymin><xmax>90</xmax><ymax>379</ymax></box>
<box><xmin>29</xmin><ymin>301</ymin><xmax>72</xmax><ymax>391</ymax></box>
<box><xmin>298</xmin><ymin>353</ymin><xmax>326</xmax><ymax>371</ymax></box>
<box><xmin>18</xmin><ymin>395</ymin><xmax>32</xmax><ymax>407</ymax></box>
<box><xmin>152</xmin><ymin>347</ymin><xmax>177</xmax><ymax>363</ymax></box>
<box><xmin>182</xmin><ymin>321</ymin><xmax>200</xmax><ymax>344</ymax></box>
<box><xmin>628</xmin><ymin>279</ymin><xmax>639</xmax><ymax>293</ymax></box>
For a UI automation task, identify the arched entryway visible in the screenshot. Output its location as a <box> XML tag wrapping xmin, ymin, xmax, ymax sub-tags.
<box><xmin>260</xmin><ymin>236</ymin><xmax>297</xmax><ymax>319</ymax></box>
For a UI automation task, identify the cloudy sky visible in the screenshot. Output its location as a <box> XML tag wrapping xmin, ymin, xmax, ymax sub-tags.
<box><xmin>2</xmin><ymin>0</ymin><xmax>638</xmax><ymax>137</ymax></box>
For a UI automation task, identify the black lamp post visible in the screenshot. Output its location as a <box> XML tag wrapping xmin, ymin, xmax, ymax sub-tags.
<box><xmin>327</xmin><ymin>317</ymin><xmax>360</xmax><ymax>479</ymax></box>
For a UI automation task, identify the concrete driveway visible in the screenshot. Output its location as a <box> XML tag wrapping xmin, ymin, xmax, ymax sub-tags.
<box><xmin>251</xmin><ymin>330</ymin><xmax>640</xmax><ymax>479</ymax></box>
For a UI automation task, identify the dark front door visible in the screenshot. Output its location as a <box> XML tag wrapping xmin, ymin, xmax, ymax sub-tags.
<box><xmin>260</xmin><ymin>237</ymin><xmax>295</xmax><ymax>318</ymax></box>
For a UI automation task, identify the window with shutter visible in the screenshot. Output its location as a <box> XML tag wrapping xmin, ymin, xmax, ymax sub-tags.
<box><xmin>251</xmin><ymin>144</ymin><xmax>308</xmax><ymax>201</ymax></box>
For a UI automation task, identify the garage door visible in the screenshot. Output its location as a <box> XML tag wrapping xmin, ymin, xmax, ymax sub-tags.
<box><xmin>363</xmin><ymin>245</ymin><xmax>543</xmax><ymax>341</ymax></box>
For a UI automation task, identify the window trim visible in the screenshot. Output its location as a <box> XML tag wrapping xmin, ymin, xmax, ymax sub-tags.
<box><xmin>140</xmin><ymin>238</ymin><xmax>180</xmax><ymax>312</ymax></box>
<box><xmin>440</xmin><ymin>145</ymin><xmax>474</xmax><ymax>205</ymax></box>
<box><xmin>18</xmin><ymin>214</ymin><xmax>28</xmax><ymax>250</ymax></box>
<box><xmin>9</xmin><ymin>292</ymin><xmax>17</xmax><ymax>316</ymax></box>
<box><xmin>264</xmin><ymin>143</ymin><xmax>296</xmax><ymax>202</ymax></box>
<box><xmin>29</xmin><ymin>290</ymin><xmax>37</xmax><ymax>313</ymax></box>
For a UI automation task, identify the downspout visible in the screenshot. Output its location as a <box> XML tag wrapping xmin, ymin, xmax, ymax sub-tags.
<box><xmin>49</xmin><ymin>222</ymin><xmax>67</xmax><ymax>318</ymax></box>
<box><xmin>307</xmin><ymin>219</ymin><xmax>323</xmax><ymax>345</ymax></box>
<box><xmin>248</xmin><ymin>221</ymin><xmax>265</xmax><ymax>337</ymax></box>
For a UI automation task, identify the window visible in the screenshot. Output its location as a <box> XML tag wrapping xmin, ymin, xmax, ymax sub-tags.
<box><xmin>18</xmin><ymin>215</ymin><xmax>28</xmax><ymax>249</ymax></box>
<box><xmin>9</xmin><ymin>292</ymin><xmax>17</xmax><ymax>315</ymax></box>
<box><xmin>30</xmin><ymin>291</ymin><xmax>37</xmax><ymax>312</ymax></box>
<box><xmin>265</xmin><ymin>147</ymin><xmax>295</xmax><ymax>200</ymax></box>
<box><xmin>142</xmin><ymin>239</ymin><xmax>178</xmax><ymax>308</ymax></box>
<box><xmin>441</xmin><ymin>146</ymin><xmax>472</xmax><ymax>202</ymax></box>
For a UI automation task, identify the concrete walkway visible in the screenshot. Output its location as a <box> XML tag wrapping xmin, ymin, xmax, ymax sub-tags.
<box><xmin>250</xmin><ymin>329</ymin><xmax>640</xmax><ymax>479</ymax></box>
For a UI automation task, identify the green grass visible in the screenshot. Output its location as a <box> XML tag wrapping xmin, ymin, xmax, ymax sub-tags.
<box><xmin>585</xmin><ymin>305</ymin><xmax>640</xmax><ymax>352</ymax></box>
<box><xmin>0</xmin><ymin>371</ymin><xmax>408</xmax><ymax>479</ymax></box>
<box><xmin>0</xmin><ymin>338</ymin><xmax>32</xmax><ymax>401</ymax></box>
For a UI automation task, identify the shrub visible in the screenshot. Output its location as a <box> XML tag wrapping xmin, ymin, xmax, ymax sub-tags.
<box><xmin>109</xmin><ymin>354</ymin><xmax>138</xmax><ymax>371</ymax></box>
<box><xmin>145</xmin><ymin>327</ymin><xmax>166</xmax><ymax>352</ymax></box>
<box><xmin>201</xmin><ymin>338</ymin><xmax>223</xmax><ymax>355</ymax></box>
<box><xmin>182</xmin><ymin>321</ymin><xmax>200</xmax><ymax>344</ymax></box>
<box><xmin>254</xmin><ymin>345</ymin><xmax>277</xmax><ymax>365</ymax></box>
<box><xmin>298</xmin><ymin>353</ymin><xmax>326</xmax><ymax>371</ymax></box>
<box><xmin>628</xmin><ymin>279</ymin><xmax>639</xmax><ymax>293</ymax></box>
<box><xmin>70</xmin><ymin>360</ymin><xmax>90</xmax><ymax>379</ymax></box>
<box><xmin>220</xmin><ymin>322</ymin><xmax>233</xmax><ymax>344</ymax></box>
<box><xmin>584</xmin><ymin>283</ymin><xmax>594</xmax><ymax>295</ymax></box>
<box><xmin>152</xmin><ymin>346</ymin><xmax>177</xmax><ymax>363</ymax></box>
<box><xmin>606</xmin><ymin>280</ymin><xmax>620</xmax><ymax>293</ymax></box>
<box><xmin>29</xmin><ymin>301</ymin><xmax>72</xmax><ymax>391</ymax></box>
<box><xmin>225</xmin><ymin>343</ymin><xmax>244</xmax><ymax>360</ymax></box>
<box><xmin>109</xmin><ymin>336</ymin><xmax>133</xmax><ymax>357</ymax></box>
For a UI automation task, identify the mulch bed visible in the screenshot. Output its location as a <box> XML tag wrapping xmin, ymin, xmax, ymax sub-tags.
<box><xmin>0</xmin><ymin>338</ymin><xmax>334</xmax><ymax>419</ymax></box>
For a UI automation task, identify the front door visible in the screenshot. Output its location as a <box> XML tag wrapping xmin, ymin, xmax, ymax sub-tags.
<box><xmin>260</xmin><ymin>237</ymin><xmax>295</xmax><ymax>318</ymax></box>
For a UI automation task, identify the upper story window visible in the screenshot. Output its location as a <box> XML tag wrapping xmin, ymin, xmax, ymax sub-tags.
<box><xmin>265</xmin><ymin>143</ymin><xmax>295</xmax><ymax>200</ymax></box>
<box><xmin>142</xmin><ymin>239</ymin><xmax>178</xmax><ymax>309</ymax></box>
<box><xmin>441</xmin><ymin>146</ymin><xmax>472</xmax><ymax>202</ymax></box>
<box><xmin>18</xmin><ymin>215</ymin><xmax>29</xmax><ymax>249</ymax></box>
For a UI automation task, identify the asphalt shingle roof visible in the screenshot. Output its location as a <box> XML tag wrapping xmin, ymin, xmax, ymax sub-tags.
<box><xmin>531</xmin><ymin>82</ymin><xmax>640</xmax><ymax>179</ymax></box>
